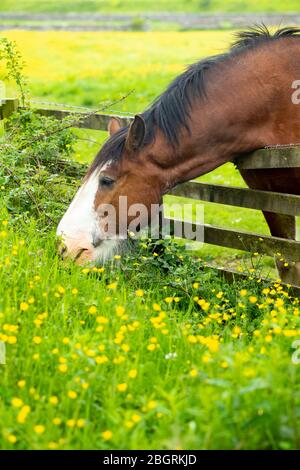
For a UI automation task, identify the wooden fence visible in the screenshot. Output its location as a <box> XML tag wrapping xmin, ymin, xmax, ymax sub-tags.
<box><xmin>2</xmin><ymin>98</ymin><xmax>300</xmax><ymax>289</ymax></box>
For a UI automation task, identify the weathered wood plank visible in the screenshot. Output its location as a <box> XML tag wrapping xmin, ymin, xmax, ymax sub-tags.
<box><xmin>163</xmin><ymin>217</ymin><xmax>300</xmax><ymax>261</ymax></box>
<box><xmin>0</xmin><ymin>98</ymin><xmax>19</xmax><ymax>120</ymax></box>
<box><xmin>20</xmin><ymin>106</ymin><xmax>133</xmax><ymax>130</ymax></box>
<box><xmin>236</xmin><ymin>146</ymin><xmax>300</xmax><ymax>169</ymax></box>
<box><xmin>168</xmin><ymin>181</ymin><xmax>300</xmax><ymax>216</ymax></box>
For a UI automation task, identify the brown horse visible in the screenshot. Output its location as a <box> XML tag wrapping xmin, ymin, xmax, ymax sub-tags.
<box><xmin>57</xmin><ymin>25</ymin><xmax>300</xmax><ymax>284</ymax></box>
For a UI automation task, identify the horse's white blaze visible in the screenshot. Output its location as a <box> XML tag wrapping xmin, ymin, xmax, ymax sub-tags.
<box><xmin>57</xmin><ymin>163</ymin><xmax>119</xmax><ymax>263</ymax></box>
<box><xmin>57</xmin><ymin>171</ymin><xmax>98</xmax><ymax>240</ymax></box>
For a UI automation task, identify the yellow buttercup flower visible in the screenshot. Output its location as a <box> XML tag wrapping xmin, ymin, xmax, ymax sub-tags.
<box><xmin>135</xmin><ymin>289</ymin><xmax>144</xmax><ymax>297</ymax></box>
<box><xmin>116</xmin><ymin>306</ymin><xmax>125</xmax><ymax>316</ymax></box>
<box><xmin>147</xmin><ymin>400</ymin><xmax>157</xmax><ymax>410</ymax></box>
<box><xmin>66</xmin><ymin>419</ymin><xmax>76</xmax><ymax>428</ymax></box>
<box><xmin>34</xmin><ymin>425</ymin><xmax>45</xmax><ymax>434</ymax></box>
<box><xmin>232</xmin><ymin>326</ymin><xmax>241</xmax><ymax>337</ymax></box>
<box><xmin>96</xmin><ymin>316</ymin><xmax>108</xmax><ymax>324</ymax></box>
<box><xmin>125</xmin><ymin>420</ymin><xmax>134</xmax><ymax>429</ymax></box>
<box><xmin>95</xmin><ymin>355</ymin><xmax>109</xmax><ymax>364</ymax></box>
<box><xmin>206</xmin><ymin>337</ymin><xmax>219</xmax><ymax>353</ymax></box>
<box><xmin>117</xmin><ymin>383</ymin><xmax>128</xmax><ymax>392</ymax></box>
<box><xmin>11</xmin><ymin>397</ymin><xmax>23</xmax><ymax>408</ymax></box>
<box><xmin>102</xmin><ymin>430</ymin><xmax>113</xmax><ymax>441</ymax></box>
<box><xmin>20</xmin><ymin>302</ymin><xmax>29</xmax><ymax>311</ymax></box>
<box><xmin>113</xmin><ymin>355</ymin><xmax>125</xmax><ymax>365</ymax></box>
<box><xmin>107</xmin><ymin>282</ymin><xmax>117</xmax><ymax>289</ymax></box>
<box><xmin>131</xmin><ymin>414</ymin><xmax>141</xmax><ymax>423</ymax></box>
<box><xmin>283</xmin><ymin>329</ymin><xmax>297</xmax><ymax>337</ymax></box>
<box><xmin>48</xmin><ymin>442</ymin><xmax>58</xmax><ymax>449</ymax></box>
<box><xmin>128</xmin><ymin>369</ymin><xmax>138</xmax><ymax>378</ymax></box>
<box><xmin>17</xmin><ymin>405</ymin><xmax>30</xmax><ymax>424</ymax></box>
<box><xmin>88</xmin><ymin>306</ymin><xmax>97</xmax><ymax>314</ymax></box>
<box><xmin>189</xmin><ymin>369</ymin><xmax>198</xmax><ymax>377</ymax></box>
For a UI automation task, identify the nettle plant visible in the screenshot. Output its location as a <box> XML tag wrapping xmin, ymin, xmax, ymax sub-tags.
<box><xmin>0</xmin><ymin>38</ymin><xmax>85</xmax><ymax>229</ymax></box>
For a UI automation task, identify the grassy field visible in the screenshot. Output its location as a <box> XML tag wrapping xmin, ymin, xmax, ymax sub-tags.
<box><xmin>1</xmin><ymin>29</ymin><xmax>300</xmax><ymax>450</ymax></box>
<box><xmin>1</xmin><ymin>212</ymin><xmax>300</xmax><ymax>450</ymax></box>
<box><xmin>0</xmin><ymin>0</ymin><xmax>299</xmax><ymax>14</ymax></box>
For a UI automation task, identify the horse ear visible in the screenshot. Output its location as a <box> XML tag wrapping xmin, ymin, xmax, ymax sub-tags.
<box><xmin>125</xmin><ymin>115</ymin><xmax>146</xmax><ymax>152</ymax></box>
<box><xmin>108</xmin><ymin>117</ymin><xmax>122</xmax><ymax>136</ymax></box>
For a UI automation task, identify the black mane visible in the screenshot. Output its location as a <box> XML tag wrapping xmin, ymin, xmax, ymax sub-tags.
<box><xmin>90</xmin><ymin>25</ymin><xmax>300</xmax><ymax>173</ymax></box>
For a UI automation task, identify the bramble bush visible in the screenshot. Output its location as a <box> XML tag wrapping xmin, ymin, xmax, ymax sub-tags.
<box><xmin>0</xmin><ymin>108</ymin><xmax>85</xmax><ymax>228</ymax></box>
<box><xmin>0</xmin><ymin>38</ymin><xmax>88</xmax><ymax>229</ymax></box>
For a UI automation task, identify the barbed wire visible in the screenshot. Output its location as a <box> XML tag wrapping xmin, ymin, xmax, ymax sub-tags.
<box><xmin>28</xmin><ymin>99</ymin><xmax>136</xmax><ymax>116</ymax></box>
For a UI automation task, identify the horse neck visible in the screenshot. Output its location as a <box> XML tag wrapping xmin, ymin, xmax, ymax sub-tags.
<box><xmin>151</xmin><ymin>40</ymin><xmax>300</xmax><ymax>188</ymax></box>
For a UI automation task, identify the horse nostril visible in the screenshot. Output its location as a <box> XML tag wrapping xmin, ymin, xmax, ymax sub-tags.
<box><xmin>74</xmin><ymin>247</ymin><xmax>88</xmax><ymax>262</ymax></box>
<box><xmin>57</xmin><ymin>239</ymin><xmax>93</xmax><ymax>263</ymax></box>
<box><xmin>58</xmin><ymin>243</ymin><xmax>67</xmax><ymax>259</ymax></box>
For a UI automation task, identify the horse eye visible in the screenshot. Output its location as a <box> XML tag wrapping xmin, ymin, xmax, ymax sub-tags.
<box><xmin>99</xmin><ymin>176</ymin><xmax>115</xmax><ymax>188</ymax></box>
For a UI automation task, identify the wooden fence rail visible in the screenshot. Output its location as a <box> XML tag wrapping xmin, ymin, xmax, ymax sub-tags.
<box><xmin>22</xmin><ymin>106</ymin><xmax>133</xmax><ymax>130</ymax></box>
<box><xmin>165</xmin><ymin>218</ymin><xmax>300</xmax><ymax>261</ymax></box>
<box><xmin>2</xmin><ymin>98</ymin><xmax>300</xmax><ymax>289</ymax></box>
<box><xmin>168</xmin><ymin>180</ymin><xmax>300</xmax><ymax>216</ymax></box>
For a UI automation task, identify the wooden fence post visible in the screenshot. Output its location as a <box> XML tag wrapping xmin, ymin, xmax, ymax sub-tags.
<box><xmin>0</xmin><ymin>98</ymin><xmax>19</xmax><ymax>121</ymax></box>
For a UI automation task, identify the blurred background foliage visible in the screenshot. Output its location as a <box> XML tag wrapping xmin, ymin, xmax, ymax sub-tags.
<box><xmin>0</xmin><ymin>0</ymin><xmax>298</xmax><ymax>14</ymax></box>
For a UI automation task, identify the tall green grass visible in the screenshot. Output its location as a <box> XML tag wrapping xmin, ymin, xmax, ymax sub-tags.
<box><xmin>1</xmin><ymin>208</ymin><xmax>300</xmax><ymax>449</ymax></box>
